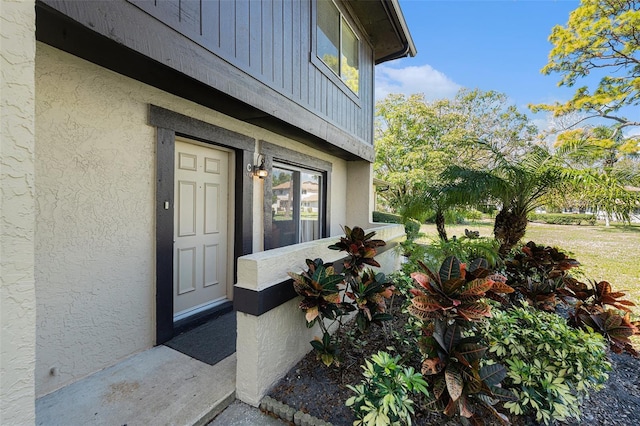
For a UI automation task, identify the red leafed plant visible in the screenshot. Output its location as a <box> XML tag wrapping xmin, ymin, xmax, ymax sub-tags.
<box><xmin>328</xmin><ymin>225</ymin><xmax>386</xmax><ymax>273</ymax></box>
<box><xmin>289</xmin><ymin>226</ymin><xmax>394</xmax><ymax>366</ymax></box>
<box><xmin>562</xmin><ymin>278</ymin><xmax>639</xmax><ymax>356</ymax></box>
<box><xmin>408</xmin><ymin>256</ymin><xmax>514</xmax><ymax>322</ymax></box>
<box><xmin>408</xmin><ymin>256</ymin><xmax>516</xmax><ymax>423</ymax></box>
<box><xmin>504</xmin><ymin>241</ymin><xmax>580</xmax><ymax>311</ymax></box>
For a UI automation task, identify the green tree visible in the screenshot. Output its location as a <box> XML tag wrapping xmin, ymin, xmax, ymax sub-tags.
<box><xmin>532</xmin><ymin>0</ymin><xmax>640</xmax><ymax>138</ymax></box>
<box><xmin>555</xmin><ymin>124</ymin><xmax>640</xmax><ymax>225</ymax></box>
<box><xmin>443</xmin><ymin>145</ymin><xmax>565</xmax><ymax>255</ymax></box>
<box><xmin>401</xmin><ymin>184</ymin><xmax>455</xmax><ymax>242</ymax></box>
<box><xmin>374</xmin><ymin>93</ymin><xmax>461</xmax><ymax>211</ymax></box>
<box><xmin>555</xmin><ymin>124</ymin><xmax>639</xmax><ymax>168</ymax></box>
<box><xmin>374</xmin><ymin>89</ymin><xmax>538</xmax><ymax>230</ymax></box>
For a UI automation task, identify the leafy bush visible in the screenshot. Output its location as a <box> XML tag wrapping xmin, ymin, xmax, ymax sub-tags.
<box><xmin>423</xmin><ymin>209</ymin><xmax>467</xmax><ymax>225</ymax></box>
<box><xmin>400</xmin><ymin>236</ymin><xmax>501</xmax><ymax>277</ymax></box>
<box><xmin>562</xmin><ymin>278</ymin><xmax>640</xmax><ymax>355</ymax></box>
<box><xmin>484</xmin><ymin>304</ymin><xmax>611</xmax><ymax>425</ymax></box>
<box><xmin>289</xmin><ymin>226</ymin><xmax>395</xmax><ymax>366</ymax></box>
<box><xmin>504</xmin><ymin>241</ymin><xmax>580</xmax><ymax>311</ymax></box>
<box><xmin>529</xmin><ymin>213</ymin><xmax>596</xmax><ymax>225</ymax></box>
<box><xmin>462</xmin><ymin>209</ymin><xmax>483</xmax><ymax>221</ymax></box>
<box><xmin>373</xmin><ymin>211</ymin><xmax>421</xmax><ymax>240</ymax></box>
<box><xmin>423</xmin><ymin>236</ymin><xmax>501</xmax><ymax>271</ymax></box>
<box><xmin>346</xmin><ymin>351</ymin><xmax>429</xmax><ymax>426</ymax></box>
<box><xmin>407</xmin><ymin>256</ymin><xmax>516</xmax><ymax>422</ymax></box>
<box><xmin>399</xmin><ymin>240</ymin><xmax>432</xmax><ymax>275</ymax></box>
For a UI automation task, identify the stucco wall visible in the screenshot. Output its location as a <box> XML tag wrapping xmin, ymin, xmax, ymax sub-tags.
<box><xmin>235</xmin><ymin>224</ymin><xmax>405</xmax><ymax>406</ymax></box>
<box><xmin>0</xmin><ymin>0</ymin><xmax>37</xmax><ymax>424</ymax></box>
<box><xmin>34</xmin><ymin>43</ymin><xmax>351</xmax><ymax>396</ymax></box>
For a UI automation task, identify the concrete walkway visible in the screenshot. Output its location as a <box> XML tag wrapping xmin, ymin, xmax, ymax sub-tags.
<box><xmin>36</xmin><ymin>346</ymin><xmax>236</xmax><ymax>426</ymax></box>
<box><xmin>208</xmin><ymin>401</ymin><xmax>287</xmax><ymax>425</ymax></box>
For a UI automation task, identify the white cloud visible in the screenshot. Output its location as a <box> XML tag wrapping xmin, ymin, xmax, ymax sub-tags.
<box><xmin>624</xmin><ymin>127</ymin><xmax>640</xmax><ymax>138</ymax></box>
<box><xmin>375</xmin><ymin>63</ymin><xmax>462</xmax><ymax>101</ymax></box>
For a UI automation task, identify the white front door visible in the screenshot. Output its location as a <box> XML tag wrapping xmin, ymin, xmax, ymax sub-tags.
<box><xmin>173</xmin><ymin>140</ymin><xmax>230</xmax><ymax>321</ymax></box>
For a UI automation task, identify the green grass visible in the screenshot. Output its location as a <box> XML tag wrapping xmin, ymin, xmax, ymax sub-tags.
<box><xmin>417</xmin><ymin>220</ymin><xmax>640</xmax><ymax>320</ymax></box>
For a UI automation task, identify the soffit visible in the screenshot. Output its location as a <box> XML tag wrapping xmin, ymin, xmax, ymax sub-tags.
<box><xmin>347</xmin><ymin>0</ymin><xmax>417</xmax><ymax>63</ymax></box>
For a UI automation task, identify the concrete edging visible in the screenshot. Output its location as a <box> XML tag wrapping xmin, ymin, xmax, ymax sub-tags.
<box><xmin>260</xmin><ymin>396</ymin><xmax>333</xmax><ymax>426</ymax></box>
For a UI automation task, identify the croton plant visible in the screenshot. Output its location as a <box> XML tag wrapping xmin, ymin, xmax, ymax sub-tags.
<box><xmin>561</xmin><ymin>278</ymin><xmax>639</xmax><ymax>356</ymax></box>
<box><xmin>504</xmin><ymin>241</ymin><xmax>580</xmax><ymax>311</ymax></box>
<box><xmin>408</xmin><ymin>256</ymin><xmax>517</xmax><ymax>424</ymax></box>
<box><xmin>289</xmin><ymin>226</ymin><xmax>395</xmax><ymax>366</ymax></box>
<box><xmin>408</xmin><ymin>256</ymin><xmax>514</xmax><ymax>322</ymax></box>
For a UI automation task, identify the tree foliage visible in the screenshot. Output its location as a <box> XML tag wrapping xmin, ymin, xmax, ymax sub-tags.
<box><xmin>555</xmin><ymin>124</ymin><xmax>640</xmax><ymax>224</ymax></box>
<box><xmin>442</xmin><ymin>145</ymin><xmax>566</xmax><ymax>254</ymax></box>
<box><xmin>532</xmin><ymin>0</ymin><xmax>640</xmax><ymax>138</ymax></box>
<box><xmin>374</xmin><ymin>89</ymin><xmax>537</xmax><ymax>214</ymax></box>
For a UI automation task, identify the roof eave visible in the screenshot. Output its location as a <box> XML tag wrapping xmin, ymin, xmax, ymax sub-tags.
<box><xmin>375</xmin><ymin>0</ymin><xmax>417</xmax><ymax>64</ymax></box>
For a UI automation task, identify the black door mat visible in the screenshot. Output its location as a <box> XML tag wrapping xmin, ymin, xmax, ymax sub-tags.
<box><xmin>165</xmin><ymin>311</ymin><xmax>236</xmax><ymax>366</ymax></box>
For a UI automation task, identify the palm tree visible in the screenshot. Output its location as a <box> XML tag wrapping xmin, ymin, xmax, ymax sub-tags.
<box><xmin>401</xmin><ymin>184</ymin><xmax>455</xmax><ymax>242</ymax></box>
<box><xmin>443</xmin><ymin>145</ymin><xmax>565</xmax><ymax>255</ymax></box>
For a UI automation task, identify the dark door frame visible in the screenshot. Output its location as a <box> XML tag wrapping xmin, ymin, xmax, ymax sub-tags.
<box><xmin>150</xmin><ymin>105</ymin><xmax>254</xmax><ymax>344</ymax></box>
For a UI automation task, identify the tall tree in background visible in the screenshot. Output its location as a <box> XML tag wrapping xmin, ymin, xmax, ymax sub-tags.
<box><xmin>555</xmin><ymin>125</ymin><xmax>638</xmax><ymax>168</ymax></box>
<box><xmin>555</xmin><ymin>124</ymin><xmax>640</xmax><ymax>225</ymax></box>
<box><xmin>531</xmin><ymin>0</ymin><xmax>640</xmax><ymax>225</ymax></box>
<box><xmin>374</xmin><ymin>93</ymin><xmax>463</xmax><ymax>211</ymax></box>
<box><xmin>442</xmin><ymin>146</ymin><xmax>565</xmax><ymax>255</ymax></box>
<box><xmin>532</xmin><ymin>0</ymin><xmax>640</xmax><ymax>139</ymax></box>
<box><xmin>374</xmin><ymin>89</ymin><xmax>537</xmax><ymax>218</ymax></box>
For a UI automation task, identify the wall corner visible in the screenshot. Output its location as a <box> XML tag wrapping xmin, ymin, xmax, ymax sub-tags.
<box><xmin>0</xmin><ymin>0</ymin><xmax>37</xmax><ymax>424</ymax></box>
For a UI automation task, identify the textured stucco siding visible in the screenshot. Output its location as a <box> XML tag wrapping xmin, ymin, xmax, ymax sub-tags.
<box><xmin>0</xmin><ymin>0</ymin><xmax>37</xmax><ymax>424</ymax></box>
<box><xmin>34</xmin><ymin>43</ymin><xmax>351</xmax><ymax>396</ymax></box>
<box><xmin>35</xmin><ymin>43</ymin><xmax>157</xmax><ymax>397</ymax></box>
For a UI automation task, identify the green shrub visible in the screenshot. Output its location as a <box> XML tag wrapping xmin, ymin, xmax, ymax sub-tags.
<box><xmin>423</xmin><ymin>209</ymin><xmax>466</xmax><ymax>224</ymax></box>
<box><xmin>373</xmin><ymin>211</ymin><xmax>421</xmax><ymax>240</ymax></box>
<box><xmin>483</xmin><ymin>304</ymin><xmax>611</xmax><ymax>425</ymax></box>
<box><xmin>400</xmin><ymin>235</ymin><xmax>501</xmax><ymax>276</ymax></box>
<box><xmin>346</xmin><ymin>351</ymin><xmax>429</xmax><ymax>426</ymax></box>
<box><xmin>373</xmin><ymin>211</ymin><xmax>402</xmax><ymax>224</ymax></box>
<box><xmin>398</xmin><ymin>240</ymin><xmax>432</xmax><ymax>275</ymax></box>
<box><xmin>412</xmin><ymin>236</ymin><xmax>501</xmax><ymax>273</ymax></box>
<box><xmin>463</xmin><ymin>208</ymin><xmax>483</xmax><ymax>221</ymax></box>
<box><xmin>529</xmin><ymin>213</ymin><xmax>596</xmax><ymax>225</ymax></box>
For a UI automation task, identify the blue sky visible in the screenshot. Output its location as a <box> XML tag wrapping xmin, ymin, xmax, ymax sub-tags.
<box><xmin>376</xmin><ymin>0</ymin><xmax>582</xmax><ymax>121</ymax></box>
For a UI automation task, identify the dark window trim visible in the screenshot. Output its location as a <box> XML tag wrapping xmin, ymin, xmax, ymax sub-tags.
<box><xmin>261</xmin><ymin>141</ymin><xmax>332</xmax><ymax>251</ymax></box>
<box><xmin>311</xmin><ymin>0</ymin><xmax>362</xmax><ymax>105</ymax></box>
<box><xmin>150</xmin><ymin>105</ymin><xmax>254</xmax><ymax>344</ymax></box>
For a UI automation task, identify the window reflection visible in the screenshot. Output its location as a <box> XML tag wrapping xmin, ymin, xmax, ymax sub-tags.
<box><xmin>270</xmin><ymin>167</ymin><xmax>323</xmax><ymax>249</ymax></box>
<box><xmin>316</xmin><ymin>0</ymin><xmax>359</xmax><ymax>94</ymax></box>
<box><xmin>317</xmin><ymin>0</ymin><xmax>339</xmax><ymax>75</ymax></box>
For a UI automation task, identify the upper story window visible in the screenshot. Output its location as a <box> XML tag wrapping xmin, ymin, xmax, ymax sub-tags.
<box><xmin>316</xmin><ymin>0</ymin><xmax>359</xmax><ymax>94</ymax></box>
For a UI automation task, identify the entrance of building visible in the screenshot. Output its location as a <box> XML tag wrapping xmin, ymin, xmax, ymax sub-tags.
<box><xmin>173</xmin><ymin>139</ymin><xmax>231</xmax><ymax>322</ymax></box>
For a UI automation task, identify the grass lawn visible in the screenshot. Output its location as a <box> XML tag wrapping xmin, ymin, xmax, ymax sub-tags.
<box><xmin>418</xmin><ymin>220</ymin><xmax>640</xmax><ymax>322</ymax></box>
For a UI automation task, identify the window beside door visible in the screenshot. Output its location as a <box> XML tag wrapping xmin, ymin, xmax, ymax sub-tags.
<box><xmin>268</xmin><ymin>164</ymin><xmax>324</xmax><ymax>249</ymax></box>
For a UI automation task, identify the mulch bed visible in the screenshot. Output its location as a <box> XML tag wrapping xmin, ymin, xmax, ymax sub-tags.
<box><xmin>268</xmin><ymin>296</ymin><xmax>640</xmax><ymax>425</ymax></box>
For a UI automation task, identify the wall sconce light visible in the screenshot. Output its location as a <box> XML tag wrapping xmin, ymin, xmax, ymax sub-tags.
<box><xmin>253</xmin><ymin>154</ymin><xmax>268</xmax><ymax>178</ymax></box>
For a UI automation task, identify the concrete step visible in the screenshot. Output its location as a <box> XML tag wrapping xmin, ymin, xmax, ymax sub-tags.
<box><xmin>36</xmin><ymin>346</ymin><xmax>236</xmax><ymax>426</ymax></box>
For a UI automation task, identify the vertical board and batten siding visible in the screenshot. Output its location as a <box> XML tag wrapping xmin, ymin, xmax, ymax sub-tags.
<box><xmin>127</xmin><ymin>0</ymin><xmax>374</xmax><ymax>144</ymax></box>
